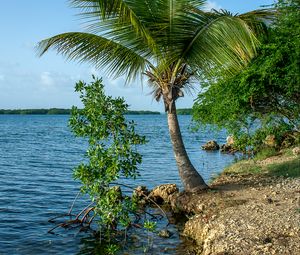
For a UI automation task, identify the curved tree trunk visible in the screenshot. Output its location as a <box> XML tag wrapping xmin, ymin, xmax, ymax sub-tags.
<box><xmin>167</xmin><ymin>101</ymin><xmax>208</xmax><ymax>192</ymax></box>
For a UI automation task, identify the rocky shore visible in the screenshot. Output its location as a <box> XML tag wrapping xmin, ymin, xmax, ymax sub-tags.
<box><xmin>182</xmin><ymin>174</ymin><xmax>300</xmax><ymax>255</ymax></box>
<box><xmin>145</xmin><ymin>150</ymin><xmax>300</xmax><ymax>254</ymax></box>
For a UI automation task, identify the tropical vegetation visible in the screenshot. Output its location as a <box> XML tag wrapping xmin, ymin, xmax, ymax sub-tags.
<box><xmin>38</xmin><ymin>0</ymin><xmax>272</xmax><ymax>191</ymax></box>
<box><xmin>69</xmin><ymin>77</ymin><xmax>147</xmax><ymax>252</ymax></box>
<box><xmin>193</xmin><ymin>0</ymin><xmax>300</xmax><ymax>153</ymax></box>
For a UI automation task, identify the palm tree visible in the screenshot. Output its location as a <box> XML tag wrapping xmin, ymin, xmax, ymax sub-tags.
<box><xmin>38</xmin><ymin>0</ymin><xmax>272</xmax><ymax>192</ymax></box>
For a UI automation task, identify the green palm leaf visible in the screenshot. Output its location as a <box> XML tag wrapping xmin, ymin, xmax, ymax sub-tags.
<box><xmin>38</xmin><ymin>0</ymin><xmax>275</xmax><ymax>87</ymax></box>
<box><xmin>37</xmin><ymin>32</ymin><xmax>152</xmax><ymax>83</ymax></box>
<box><xmin>70</xmin><ymin>0</ymin><xmax>156</xmax><ymax>51</ymax></box>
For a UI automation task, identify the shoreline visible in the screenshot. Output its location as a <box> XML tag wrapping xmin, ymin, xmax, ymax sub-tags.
<box><xmin>149</xmin><ymin>148</ymin><xmax>300</xmax><ymax>254</ymax></box>
<box><xmin>178</xmin><ymin>148</ymin><xmax>300</xmax><ymax>254</ymax></box>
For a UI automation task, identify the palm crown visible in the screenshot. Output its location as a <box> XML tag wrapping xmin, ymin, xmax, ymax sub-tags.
<box><xmin>38</xmin><ymin>0</ymin><xmax>272</xmax><ymax>111</ymax></box>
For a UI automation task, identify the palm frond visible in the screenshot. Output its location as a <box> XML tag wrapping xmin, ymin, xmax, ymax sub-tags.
<box><xmin>167</xmin><ymin>6</ymin><xmax>275</xmax><ymax>80</ymax></box>
<box><xmin>37</xmin><ymin>32</ymin><xmax>152</xmax><ymax>83</ymax></box>
<box><xmin>70</xmin><ymin>0</ymin><xmax>156</xmax><ymax>52</ymax></box>
<box><xmin>180</xmin><ymin>15</ymin><xmax>259</xmax><ymax>77</ymax></box>
<box><xmin>237</xmin><ymin>8</ymin><xmax>276</xmax><ymax>34</ymax></box>
<box><xmin>38</xmin><ymin>0</ymin><xmax>274</xmax><ymax>92</ymax></box>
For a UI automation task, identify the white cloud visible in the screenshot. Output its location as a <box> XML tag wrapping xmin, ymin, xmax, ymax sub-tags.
<box><xmin>205</xmin><ymin>1</ymin><xmax>222</xmax><ymax>11</ymax></box>
<box><xmin>40</xmin><ymin>71</ymin><xmax>54</xmax><ymax>86</ymax></box>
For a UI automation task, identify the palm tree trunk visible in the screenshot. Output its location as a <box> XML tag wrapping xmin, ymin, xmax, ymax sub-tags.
<box><xmin>167</xmin><ymin>102</ymin><xmax>208</xmax><ymax>192</ymax></box>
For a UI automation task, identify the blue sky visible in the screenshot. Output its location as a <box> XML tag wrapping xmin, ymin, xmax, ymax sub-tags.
<box><xmin>0</xmin><ymin>0</ymin><xmax>275</xmax><ymax>111</ymax></box>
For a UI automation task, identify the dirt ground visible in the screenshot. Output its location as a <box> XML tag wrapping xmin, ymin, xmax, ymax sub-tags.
<box><xmin>175</xmin><ymin>155</ymin><xmax>300</xmax><ymax>255</ymax></box>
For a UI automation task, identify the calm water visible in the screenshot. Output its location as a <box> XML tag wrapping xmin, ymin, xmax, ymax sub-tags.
<box><xmin>0</xmin><ymin>115</ymin><xmax>235</xmax><ymax>254</ymax></box>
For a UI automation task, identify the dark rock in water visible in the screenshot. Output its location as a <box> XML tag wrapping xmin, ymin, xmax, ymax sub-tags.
<box><xmin>220</xmin><ymin>135</ymin><xmax>238</xmax><ymax>154</ymax></box>
<box><xmin>148</xmin><ymin>184</ymin><xmax>179</xmax><ymax>204</ymax></box>
<box><xmin>132</xmin><ymin>186</ymin><xmax>150</xmax><ymax>206</ymax></box>
<box><xmin>226</xmin><ymin>135</ymin><xmax>235</xmax><ymax>145</ymax></box>
<box><xmin>133</xmin><ymin>185</ymin><xmax>149</xmax><ymax>199</ymax></box>
<box><xmin>158</xmin><ymin>229</ymin><xmax>173</xmax><ymax>238</ymax></box>
<box><xmin>201</xmin><ymin>140</ymin><xmax>220</xmax><ymax>151</ymax></box>
<box><xmin>220</xmin><ymin>143</ymin><xmax>237</xmax><ymax>154</ymax></box>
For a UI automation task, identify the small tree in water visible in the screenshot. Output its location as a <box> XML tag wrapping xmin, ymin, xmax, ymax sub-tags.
<box><xmin>69</xmin><ymin>76</ymin><xmax>147</xmax><ymax>239</ymax></box>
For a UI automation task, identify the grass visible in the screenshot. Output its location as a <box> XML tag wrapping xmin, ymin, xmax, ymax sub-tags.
<box><xmin>267</xmin><ymin>157</ymin><xmax>300</xmax><ymax>178</ymax></box>
<box><xmin>223</xmin><ymin>160</ymin><xmax>263</xmax><ymax>175</ymax></box>
<box><xmin>223</xmin><ymin>147</ymin><xmax>300</xmax><ymax>178</ymax></box>
<box><xmin>254</xmin><ymin>147</ymin><xmax>278</xmax><ymax>161</ymax></box>
<box><xmin>282</xmin><ymin>147</ymin><xmax>297</xmax><ymax>157</ymax></box>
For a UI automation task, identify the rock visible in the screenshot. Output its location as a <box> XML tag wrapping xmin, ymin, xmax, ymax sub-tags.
<box><xmin>292</xmin><ymin>146</ymin><xmax>300</xmax><ymax>156</ymax></box>
<box><xmin>197</xmin><ymin>203</ymin><xmax>205</xmax><ymax>212</ymax></box>
<box><xmin>133</xmin><ymin>185</ymin><xmax>149</xmax><ymax>199</ymax></box>
<box><xmin>220</xmin><ymin>136</ymin><xmax>237</xmax><ymax>153</ymax></box>
<box><xmin>226</xmin><ymin>135</ymin><xmax>235</xmax><ymax>145</ymax></box>
<box><xmin>202</xmin><ymin>140</ymin><xmax>220</xmax><ymax>151</ymax></box>
<box><xmin>148</xmin><ymin>184</ymin><xmax>179</xmax><ymax>204</ymax></box>
<box><xmin>158</xmin><ymin>229</ymin><xmax>172</xmax><ymax>238</ymax></box>
<box><xmin>264</xmin><ymin>135</ymin><xmax>277</xmax><ymax>147</ymax></box>
<box><xmin>220</xmin><ymin>143</ymin><xmax>236</xmax><ymax>154</ymax></box>
<box><xmin>281</xmin><ymin>131</ymin><xmax>300</xmax><ymax>148</ymax></box>
<box><xmin>281</xmin><ymin>138</ymin><xmax>293</xmax><ymax>148</ymax></box>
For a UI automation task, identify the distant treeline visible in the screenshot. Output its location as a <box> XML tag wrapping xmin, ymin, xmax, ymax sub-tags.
<box><xmin>0</xmin><ymin>108</ymin><xmax>161</xmax><ymax>115</ymax></box>
<box><xmin>125</xmin><ymin>110</ymin><xmax>160</xmax><ymax>115</ymax></box>
<box><xmin>176</xmin><ymin>108</ymin><xmax>192</xmax><ymax>115</ymax></box>
<box><xmin>0</xmin><ymin>108</ymin><xmax>71</xmax><ymax>115</ymax></box>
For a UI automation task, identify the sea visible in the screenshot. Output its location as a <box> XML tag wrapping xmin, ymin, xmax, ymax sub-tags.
<box><xmin>0</xmin><ymin>114</ymin><xmax>236</xmax><ymax>254</ymax></box>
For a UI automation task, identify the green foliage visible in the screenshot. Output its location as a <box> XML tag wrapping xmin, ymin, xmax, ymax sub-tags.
<box><xmin>143</xmin><ymin>220</ymin><xmax>157</xmax><ymax>252</ymax></box>
<box><xmin>193</xmin><ymin>0</ymin><xmax>300</xmax><ymax>153</ymax></box>
<box><xmin>143</xmin><ymin>220</ymin><xmax>157</xmax><ymax>232</ymax></box>
<box><xmin>69</xmin><ymin>76</ymin><xmax>147</xmax><ymax>232</ymax></box>
<box><xmin>105</xmin><ymin>244</ymin><xmax>119</xmax><ymax>255</ymax></box>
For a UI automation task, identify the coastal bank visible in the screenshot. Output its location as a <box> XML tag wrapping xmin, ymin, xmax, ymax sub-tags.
<box><xmin>148</xmin><ymin>147</ymin><xmax>300</xmax><ymax>254</ymax></box>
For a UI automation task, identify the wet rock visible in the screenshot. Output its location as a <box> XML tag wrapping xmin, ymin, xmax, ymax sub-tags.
<box><xmin>226</xmin><ymin>135</ymin><xmax>235</xmax><ymax>145</ymax></box>
<box><xmin>132</xmin><ymin>185</ymin><xmax>150</xmax><ymax>206</ymax></box>
<box><xmin>202</xmin><ymin>140</ymin><xmax>220</xmax><ymax>151</ymax></box>
<box><xmin>158</xmin><ymin>229</ymin><xmax>172</xmax><ymax>238</ymax></box>
<box><xmin>133</xmin><ymin>186</ymin><xmax>149</xmax><ymax>199</ymax></box>
<box><xmin>220</xmin><ymin>143</ymin><xmax>236</xmax><ymax>154</ymax></box>
<box><xmin>148</xmin><ymin>184</ymin><xmax>179</xmax><ymax>204</ymax></box>
<box><xmin>220</xmin><ymin>136</ymin><xmax>238</xmax><ymax>153</ymax></box>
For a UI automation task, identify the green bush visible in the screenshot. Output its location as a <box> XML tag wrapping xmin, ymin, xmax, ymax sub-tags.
<box><xmin>69</xmin><ymin>76</ymin><xmax>147</xmax><ymax>233</ymax></box>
